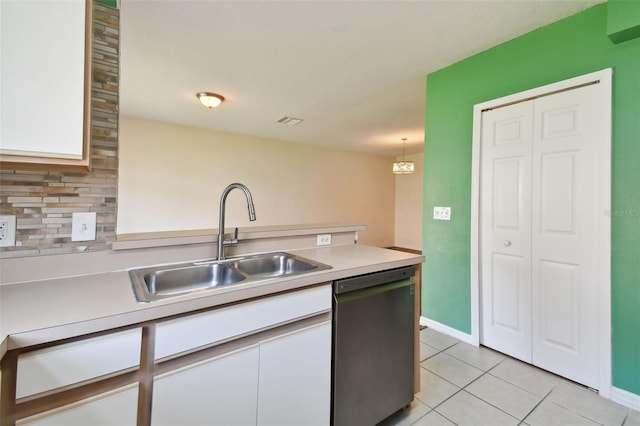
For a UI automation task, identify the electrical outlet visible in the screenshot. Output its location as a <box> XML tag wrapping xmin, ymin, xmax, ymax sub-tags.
<box><xmin>433</xmin><ymin>206</ymin><xmax>452</xmax><ymax>221</ymax></box>
<box><xmin>72</xmin><ymin>212</ymin><xmax>97</xmax><ymax>242</ymax></box>
<box><xmin>317</xmin><ymin>234</ymin><xmax>332</xmax><ymax>246</ymax></box>
<box><xmin>0</xmin><ymin>215</ymin><xmax>17</xmax><ymax>247</ymax></box>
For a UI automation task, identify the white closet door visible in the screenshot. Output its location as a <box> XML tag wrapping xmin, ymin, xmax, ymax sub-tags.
<box><xmin>531</xmin><ymin>84</ymin><xmax>601</xmax><ymax>388</ymax></box>
<box><xmin>480</xmin><ymin>101</ymin><xmax>534</xmax><ymax>363</ymax></box>
<box><xmin>481</xmin><ymin>83</ymin><xmax>603</xmax><ymax>389</ymax></box>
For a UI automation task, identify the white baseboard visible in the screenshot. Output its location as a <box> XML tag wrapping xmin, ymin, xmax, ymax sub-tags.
<box><xmin>611</xmin><ymin>386</ymin><xmax>640</xmax><ymax>411</ymax></box>
<box><xmin>420</xmin><ymin>316</ymin><xmax>474</xmax><ymax>345</ymax></box>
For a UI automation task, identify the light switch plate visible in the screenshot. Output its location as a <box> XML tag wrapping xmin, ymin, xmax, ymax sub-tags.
<box><xmin>433</xmin><ymin>206</ymin><xmax>452</xmax><ymax>221</ymax></box>
<box><xmin>72</xmin><ymin>212</ymin><xmax>97</xmax><ymax>241</ymax></box>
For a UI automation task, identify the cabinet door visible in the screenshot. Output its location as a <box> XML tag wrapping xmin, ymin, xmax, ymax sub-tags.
<box><xmin>17</xmin><ymin>384</ymin><xmax>138</xmax><ymax>426</ymax></box>
<box><xmin>0</xmin><ymin>0</ymin><xmax>91</xmax><ymax>170</ymax></box>
<box><xmin>257</xmin><ymin>321</ymin><xmax>331</xmax><ymax>426</ymax></box>
<box><xmin>152</xmin><ymin>345</ymin><xmax>259</xmax><ymax>426</ymax></box>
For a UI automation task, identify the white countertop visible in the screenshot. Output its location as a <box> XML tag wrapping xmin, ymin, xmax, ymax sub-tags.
<box><xmin>0</xmin><ymin>245</ymin><xmax>423</xmax><ymax>358</ymax></box>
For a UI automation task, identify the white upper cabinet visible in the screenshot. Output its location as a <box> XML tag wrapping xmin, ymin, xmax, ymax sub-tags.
<box><xmin>0</xmin><ymin>0</ymin><xmax>91</xmax><ymax>171</ymax></box>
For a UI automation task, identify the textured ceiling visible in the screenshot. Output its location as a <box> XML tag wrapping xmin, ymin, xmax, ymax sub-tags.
<box><xmin>120</xmin><ymin>0</ymin><xmax>602</xmax><ymax>157</ymax></box>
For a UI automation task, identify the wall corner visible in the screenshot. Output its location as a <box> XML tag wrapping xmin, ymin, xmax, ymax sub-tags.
<box><xmin>607</xmin><ymin>0</ymin><xmax>640</xmax><ymax>43</ymax></box>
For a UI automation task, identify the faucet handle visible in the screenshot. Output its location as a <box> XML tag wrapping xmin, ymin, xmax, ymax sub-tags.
<box><xmin>223</xmin><ymin>227</ymin><xmax>239</xmax><ymax>247</ymax></box>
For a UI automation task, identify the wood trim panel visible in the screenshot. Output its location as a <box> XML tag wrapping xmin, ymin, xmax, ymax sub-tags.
<box><xmin>1</xmin><ymin>350</ymin><xmax>19</xmax><ymax>426</ymax></box>
<box><xmin>137</xmin><ymin>325</ymin><xmax>156</xmax><ymax>426</ymax></box>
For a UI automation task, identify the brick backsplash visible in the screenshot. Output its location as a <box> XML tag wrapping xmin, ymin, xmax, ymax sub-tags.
<box><xmin>0</xmin><ymin>3</ymin><xmax>119</xmax><ymax>258</ymax></box>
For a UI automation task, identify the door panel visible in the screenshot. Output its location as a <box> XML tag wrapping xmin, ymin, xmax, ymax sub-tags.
<box><xmin>491</xmin><ymin>253</ymin><xmax>525</xmax><ymax>332</ymax></box>
<box><xmin>494</xmin><ymin>119</ymin><xmax>527</xmax><ymax>145</ymax></box>
<box><xmin>481</xmin><ymin>83</ymin><xmax>602</xmax><ymax>389</ymax></box>
<box><xmin>480</xmin><ymin>101</ymin><xmax>533</xmax><ymax>363</ymax></box>
<box><xmin>540</xmin><ymin>104</ymin><xmax>582</xmax><ymax>140</ymax></box>
<box><xmin>531</xmin><ymin>85</ymin><xmax>600</xmax><ymax>388</ymax></box>
<box><xmin>538</xmin><ymin>260</ymin><xmax>580</xmax><ymax>351</ymax></box>
<box><xmin>540</xmin><ymin>152</ymin><xmax>577</xmax><ymax>234</ymax></box>
<box><xmin>493</xmin><ymin>159</ymin><xmax>522</xmax><ymax>229</ymax></box>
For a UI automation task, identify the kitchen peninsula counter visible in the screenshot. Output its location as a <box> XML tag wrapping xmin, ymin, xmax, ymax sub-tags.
<box><xmin>0</xmin><ymin>244</ymin><xmax>424</xmax><ymax>358</ymax></box>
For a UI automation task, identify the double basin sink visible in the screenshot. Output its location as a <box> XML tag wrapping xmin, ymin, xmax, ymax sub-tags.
<box><xmin>129</xmin><ymin>252</ymin><xmax>331</xmax><ymax>303</ymax></box>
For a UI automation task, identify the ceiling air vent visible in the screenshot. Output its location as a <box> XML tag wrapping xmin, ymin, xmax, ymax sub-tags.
<box><xmin>276</xmin><ymin>116</ymin><xmax>304</xmax><ymax>125</ymax></box>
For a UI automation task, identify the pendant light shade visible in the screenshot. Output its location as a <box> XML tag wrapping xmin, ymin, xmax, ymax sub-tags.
<box><xmin>393</xmin><ymin>138</ymin><xmax>414</xmax><ymax>174</ymax></box>
<box><xmin>393</xmin><ymin>160</ymin><xmax>415</xmax><ymax>174</ymax></box>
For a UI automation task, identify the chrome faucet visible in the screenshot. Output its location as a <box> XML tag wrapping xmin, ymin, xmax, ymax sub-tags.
<box><xmin>217</xmin><ymin>183</ymin><xmax>256</xmax><ymax>260</ymax></box>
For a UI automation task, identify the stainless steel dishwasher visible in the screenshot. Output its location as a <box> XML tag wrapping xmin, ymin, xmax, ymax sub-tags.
<box><xmin>331</xmin><ymin>266</ymin><xmax>415</xmax><ymax>426</ymax></box>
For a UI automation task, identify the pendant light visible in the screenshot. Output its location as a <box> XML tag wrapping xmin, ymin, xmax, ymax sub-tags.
<box><xmin>393</xmin><ymin>138</ymin><xmax>415</xmax><ymax>174</ymax></box>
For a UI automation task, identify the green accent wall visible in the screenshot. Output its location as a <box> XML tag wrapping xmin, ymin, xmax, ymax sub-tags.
<box><xmin>607</xmin><ymin>0</ymin><xmax>640</xmax><ymax>43</ymax></box>
<box><xmin>423</xmin><ymin>3</ymin><xmax>640</xmax><ymax>395</ymax></box>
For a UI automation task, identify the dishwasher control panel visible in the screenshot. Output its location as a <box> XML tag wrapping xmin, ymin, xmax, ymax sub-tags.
<box><xmin>333</xmin><ymin>266</ymin><xmax>415</xmax><ymax>294</ymax></box>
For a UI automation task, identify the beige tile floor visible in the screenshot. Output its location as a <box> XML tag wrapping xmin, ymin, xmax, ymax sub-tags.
<box><xmin>380</xmin><ymin>328</ymin><xmax>640</xmax><ymax>426</ymax></box>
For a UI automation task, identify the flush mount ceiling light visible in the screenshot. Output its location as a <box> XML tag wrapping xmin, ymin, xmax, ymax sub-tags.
<box><xmin>196</xmin><ymin>92</ymin><xmax>225</xmax><ymax>108</ymax></box>
<box><xmin>393</xmin><ymin>138</ymin><xmax>415</xmax><ymax>174</ymax></box>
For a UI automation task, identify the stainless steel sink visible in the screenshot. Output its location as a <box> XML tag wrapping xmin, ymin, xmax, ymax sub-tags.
<box><xmin>145</xmin><ymin>264</ymin><xmax>246</xmax><ymax>296</ymax></box>
<box><xmin>129</xmin><ymin>252</ymin><xmax>331</xmax><ymax>303</ymax></box>
<box><xmin>231</xmin><ymin>252</ymin><xmax>320</xmax><ymax>277</ymax></box>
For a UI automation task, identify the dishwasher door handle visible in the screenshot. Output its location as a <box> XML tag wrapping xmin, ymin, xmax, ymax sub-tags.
<box><xmin>335</xmin><ymin>278</ymin><xmax>414</xmax><ymax>304</ymax></box>
<box><xmin>334</xmin><ymin>266</ymin><xmax>415</xmax><ymax>294</ymax></box>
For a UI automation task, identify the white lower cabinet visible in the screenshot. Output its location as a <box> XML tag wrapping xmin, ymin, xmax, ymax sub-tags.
<box><xmin>9</xmin><ymin>286</ymin><xmax>331</xmax><ymax>426</ymax></box>
<box><xmin>151</xmin><ymin>345</ymin><xmax>260</xmax><ymax>426</ymax></box>
<box><xmin>17</xmin><ymin>384</ymin><xmax>138</xmax><ymax>426</ymax></box>
<box><xmin>151</xmin><ymin>321</ymin><xmax>331</xmax><ymax>426</ymax></box>
<box><xmin>257</xmin><ymin>321</ymin><xmax>331</xmax><ymax>426</ymax></box>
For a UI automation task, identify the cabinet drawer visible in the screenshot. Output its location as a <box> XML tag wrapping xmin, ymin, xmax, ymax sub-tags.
<box><xmin>16</xmin><ymin>383</ymin><xmax>138</xmax><ymax>426</ymax></box>
<box><xmin>155</xmin><ymin>283</ymin><xmax>331</xmax><ymax>360</ymax></box>
<box><xmin>16</xmin><ymin>328</ymin><xmax>141</xmax><ymax>398</ymax></box>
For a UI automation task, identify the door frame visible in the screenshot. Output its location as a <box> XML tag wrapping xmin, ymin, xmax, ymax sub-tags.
<box><xmin>469</xmin><ymin>68</ymin><xmax>612</xmax><ymax>397</ymax></box>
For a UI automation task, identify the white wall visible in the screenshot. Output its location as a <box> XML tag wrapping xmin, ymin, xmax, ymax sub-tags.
<box><xmin>394</xmin><ymin>152</ymin><xmax>423</xmax><ymax>251</ymax></box>
<box><xmin>117</xmin><ymin>116</ymin><xmax>395</xmax><ymax>247</ymax></box>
